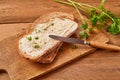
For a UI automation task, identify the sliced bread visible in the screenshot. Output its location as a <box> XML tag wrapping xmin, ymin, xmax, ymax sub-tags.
<box><xmin>18</xmin><ymin>12</ymin><xmax>78</xmax><ymax>63</ymax></box>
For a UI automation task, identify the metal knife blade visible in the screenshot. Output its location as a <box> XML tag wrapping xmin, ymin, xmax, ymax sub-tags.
<box><xmin>49</xmin><ymin>35</ymin><xmax>85</xmax><ymax>44</ymax></box>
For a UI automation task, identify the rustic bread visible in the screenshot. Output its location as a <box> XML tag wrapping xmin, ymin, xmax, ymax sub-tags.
<box><xmin>18</xmin><ymin>12</ymin><xmax>78</xmax><ymax>63</ymax></box>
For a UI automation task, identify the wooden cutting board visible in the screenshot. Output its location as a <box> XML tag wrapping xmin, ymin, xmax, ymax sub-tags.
<box><xmin>0</xmin><ymin>23</ymin><xmax>109</xmax><ymax>80</ymax></box>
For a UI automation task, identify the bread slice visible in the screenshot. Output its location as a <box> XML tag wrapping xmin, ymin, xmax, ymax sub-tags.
<box><xmin>39</xmin><ymin>43</ymin><xmax>63</xmax><ymax>63</ymax></box>
<box><xmin>18</xmin><ymin>12</ymin><xmax>78</xmax><ymax>63</ymax></box>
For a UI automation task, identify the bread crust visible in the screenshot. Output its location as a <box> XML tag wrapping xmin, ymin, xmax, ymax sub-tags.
<box><xmin>18</xmin><ymin>12</ymin><xmax>77</xmax><ymax>63</ymax></box>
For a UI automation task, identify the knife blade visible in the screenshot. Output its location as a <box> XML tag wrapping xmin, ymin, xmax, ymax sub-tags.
<box><xmin>49</xmin><ymin>35</ymin><xmax>120</xmax><ymax>51</ymax></box>
<box><xmin>49</xmin><ymin>35</ymin><xmax>89</xmax><ymax>45</ymax></box>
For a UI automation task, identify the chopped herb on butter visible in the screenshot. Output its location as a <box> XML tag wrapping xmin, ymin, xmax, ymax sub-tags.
<box><xmin>38</xmin><ymin>30</ymin><xmax>41</xmax><ymax>33</ymax></box>
<box><xmin>34</xmin><ymin>36</ymin><xmax>39</xmax><ymax>40</ymax></box>
<box><xmin>26</xmin><ymin>36</ymin><xmax>32</xmax><ymax>41</ymax></box>
<box><xmin>35</xmin><ymin>29</ymin><xmax>38</xmax><ymax>34</ymax></box>
<box><xmin>51</xmin><ymin>23</ymin><xmax>54</xmax><ymax>26</ymax></box>
<box><xmin>33</xmin><ymin>42</ymin><xmax>40</xmax><ymax>48</ymax></box>
<box><xmin>35</xmin><ymin>29</ymin><xmax>41</xmax><ymax>34</ymax></box>
<box><xmin>34</xmin><ymin>44</ymin><xmax>40</xmax><ymax>48</ymax></box>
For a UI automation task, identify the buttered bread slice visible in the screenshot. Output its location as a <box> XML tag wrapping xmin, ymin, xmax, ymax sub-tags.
<box><xmin>18</xmin><ymin>12</ymin><xmax>78</xmax><ymax>63</ymax></box>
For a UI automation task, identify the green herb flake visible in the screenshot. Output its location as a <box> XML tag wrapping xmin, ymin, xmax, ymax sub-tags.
<box><xmin>71</xmin><ymin>45</ymin><xmax>77</xmax><ymax>49</ymax></box>
<box><xmin>34</xmin><ymin>44</ymin><xmax>40</xmax><ymax>48</ymax></box>
<box><xmin>35</xmin><ymin>29</ymin><xmax>41</xmax><ymax>33</ymax></box>
<box><xmin>26</xmin><ymin>36</ymin><xmax>32</xmax><ymax>41</ymax></box>
<box><xmin>51</xmin><ymin>23</ymin><xmax>54</xmax><ymax>26</ymax></box>
<box><xmin>38</xmin><ymin>30</ymin><xmax>41</xmax><ymax>33</ymax></box>
<box><xmin>34</xmin><ymin>36</ymin><xmax>39</xmax><ymax>40</ymax></box>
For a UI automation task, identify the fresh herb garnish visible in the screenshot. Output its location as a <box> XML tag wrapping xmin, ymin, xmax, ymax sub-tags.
<box><xmin>51</xmin><ymin>23</ymin><xmax>54</xmax><ymax>26</ymax></box>
<box><xmin>79</xmin><ymin>31</ymin><xmax>89</xmax><ymax>39</ymax></box>
<box><xmin>71</xmin><ymin>45</ymin><xmax>77</xmax><ymax>49</ymax></box>
<box><xmin>35</xmin><ymin>29</ymin><xmax>41</xmax><ymax>34</ymax></box>
<box><xmin>34</xmin><ymin>36</ymin><xmax>39</xmax><ymax>40</ymax></box>
<box><xmin>38</xmin><ymin>30</ymin><xmax>41</xmax><ymax>33</ymax></box>
<box><xmin>26</xmin><ymin>36</ymin><xmax>32</xmax><ymax>41</ymax></box>
<box><xmin>34</xmin><ymin>44</ymin><xmax>40</xmax><ymax>48</ymax></box>
<box><xmin>32</xmin><ymin>42</ymin><xmax>40</xmax><ymax>48</ymax></box>
<box><xmin>80</xmin><ymin>23</ymin><xmax>88</xmax><ymax>30</ymax></box>
<box><xmin>55</xmin><ymin>0</ymin><xmax>120</xmax><ymax>38</ymax></box>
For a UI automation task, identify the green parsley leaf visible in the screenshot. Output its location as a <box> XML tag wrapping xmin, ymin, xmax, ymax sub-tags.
<box><xmin>90</xmin><ymin>14</ymin><xmax>98</xmax><ymax>26</ymax></box>
<box><xmin>34</xmin><ymin>36</ymin><xmax>39</xmax><ymax>40</ymax></box>
<box><xmin>118</xmin><ymin>24</ymin><xmax>120</xmax><ymax>33</ymax></box>
<box><xmin>89</xmin><ymin>27</ymin><xmax>94</xmax><ymax>33</ymax></box>
<box><xmin>80</xmin><ymin>23</ymin><xmax>88</xmax><ymax>30</ymax></box>
<box><xmin>89</xmin><ymin>9</ymin><xmax>96</xmax><ymax>16</ymax></box>
<box><xmin>107</xmin><ymin>23</ymin><xmax>119</xmax><ymax>35</ymax></box>
<box><xmin>97</xmin><ymin>13</ymin><xmax>106</xmax><ymax>23</ymax></box>
<box><xmin>34</xmin><ymin>44</ymin><xmax>40</xmax><ymax>48</ymax></box>
<box><xmin>71</xmin><ymin>45</ymin><xmax>77</xmax><ymax>49</ymax></box>
<box><xmin>26</xmin><ymin>36</ymin><xmax>32</xmax><ymax>41</ymax></box>
<box><xmin>114</xmin><ymin>18</ymin><xmax>120</xmax><ymax>25</ymax></box>
<box><xmin>79</xmin><ymin>31</ymin><xmax>89</xmax><ymax>39</ymax></box>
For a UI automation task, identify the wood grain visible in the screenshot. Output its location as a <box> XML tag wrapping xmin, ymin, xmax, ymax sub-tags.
<box><xmin>0</xmin><ymin>24</ymin><xmax>93</xmax><ymax>80</ymax></box>
<box><xmin>0</xmin><ymin>20</ymin><xmax>109</xmax><ymax>80</ymax></box>
<box><xmin>0</xmin><ymin>0</ymin><xmax>119</xmax><ymax>23</ymax></box>
<box><xmin>0</xmin><ymin>0</ymin><xmax>120</xmax><ymax>80</ymax></box>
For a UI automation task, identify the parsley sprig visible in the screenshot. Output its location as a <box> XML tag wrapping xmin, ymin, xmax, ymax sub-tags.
<box><xmin>55</xmin><ymin>0</ymin><xmax>120</xmax><ymax>38</ymax></box>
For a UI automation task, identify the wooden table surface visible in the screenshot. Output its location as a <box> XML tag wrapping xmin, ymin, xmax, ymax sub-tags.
<box><xmin>0</xmin><ymin>0</ymin><xmax>120</xmax><ymax>80</ymax></box>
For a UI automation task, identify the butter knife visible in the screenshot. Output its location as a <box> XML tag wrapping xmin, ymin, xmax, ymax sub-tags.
<box><xmin>49</xmin><ymin>35</ymin><xmax>120</xmax><ymax>51</ymax></box>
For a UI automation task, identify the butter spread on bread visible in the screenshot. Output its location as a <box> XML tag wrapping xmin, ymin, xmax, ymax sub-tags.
<box><xmin>18</xmin><ymin>12</ymin><xmax>78</xmax><ymax>63</ymax></box>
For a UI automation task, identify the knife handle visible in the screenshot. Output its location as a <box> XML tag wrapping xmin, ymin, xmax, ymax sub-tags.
<box><xmin>89</xmin><ymin>41</ymin><xmax>120</xmax><ymax>51</ymax></box>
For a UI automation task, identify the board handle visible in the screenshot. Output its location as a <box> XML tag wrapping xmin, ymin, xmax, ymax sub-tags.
<box><xmin>90</xmin><ymin>41</ymin><xmax>120</xmax><ymax>51</ymax></box>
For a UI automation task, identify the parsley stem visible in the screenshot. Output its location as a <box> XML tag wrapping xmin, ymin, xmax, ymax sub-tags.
<box><xmin>99</xmin><ymin>0</ymin><xmax>105</xmax><ymax>8</ymax></box>
<box><xmin>67</xmin><ymin>0</ymin><xmax>85</xmax><ymax>23</ymax></box>
<box><xmin>55</xmin><ymin>0</ymin><xmax>120</xmax><ymax>35</ymax></box>
<box><xmin>102</xmin><ymin>12</ymin><xmax>116</xmax><ymax>23</ymax></box>
<box><xmin>54</xmin><ymin>0</ymin><xmax>86</xmax><ymax>12</ymax></box>
<box><xmin>71</xmin><ymin>0</ymin><xmax>116</xmax><ymax>23</ymax></box>
<box><xmin>72</xmin><ymin>1</ymin><xmax>99</xmax><ymax>12</ymax></box>
<box><xmin>55</xmin><ymin>0</ymin><xmax>115</xmax><ymax>23</ymax></box>
<box><xmin>55</xmin><ymin>0</ymin><xmax>86</xmax><ymax>23</ymax></box>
